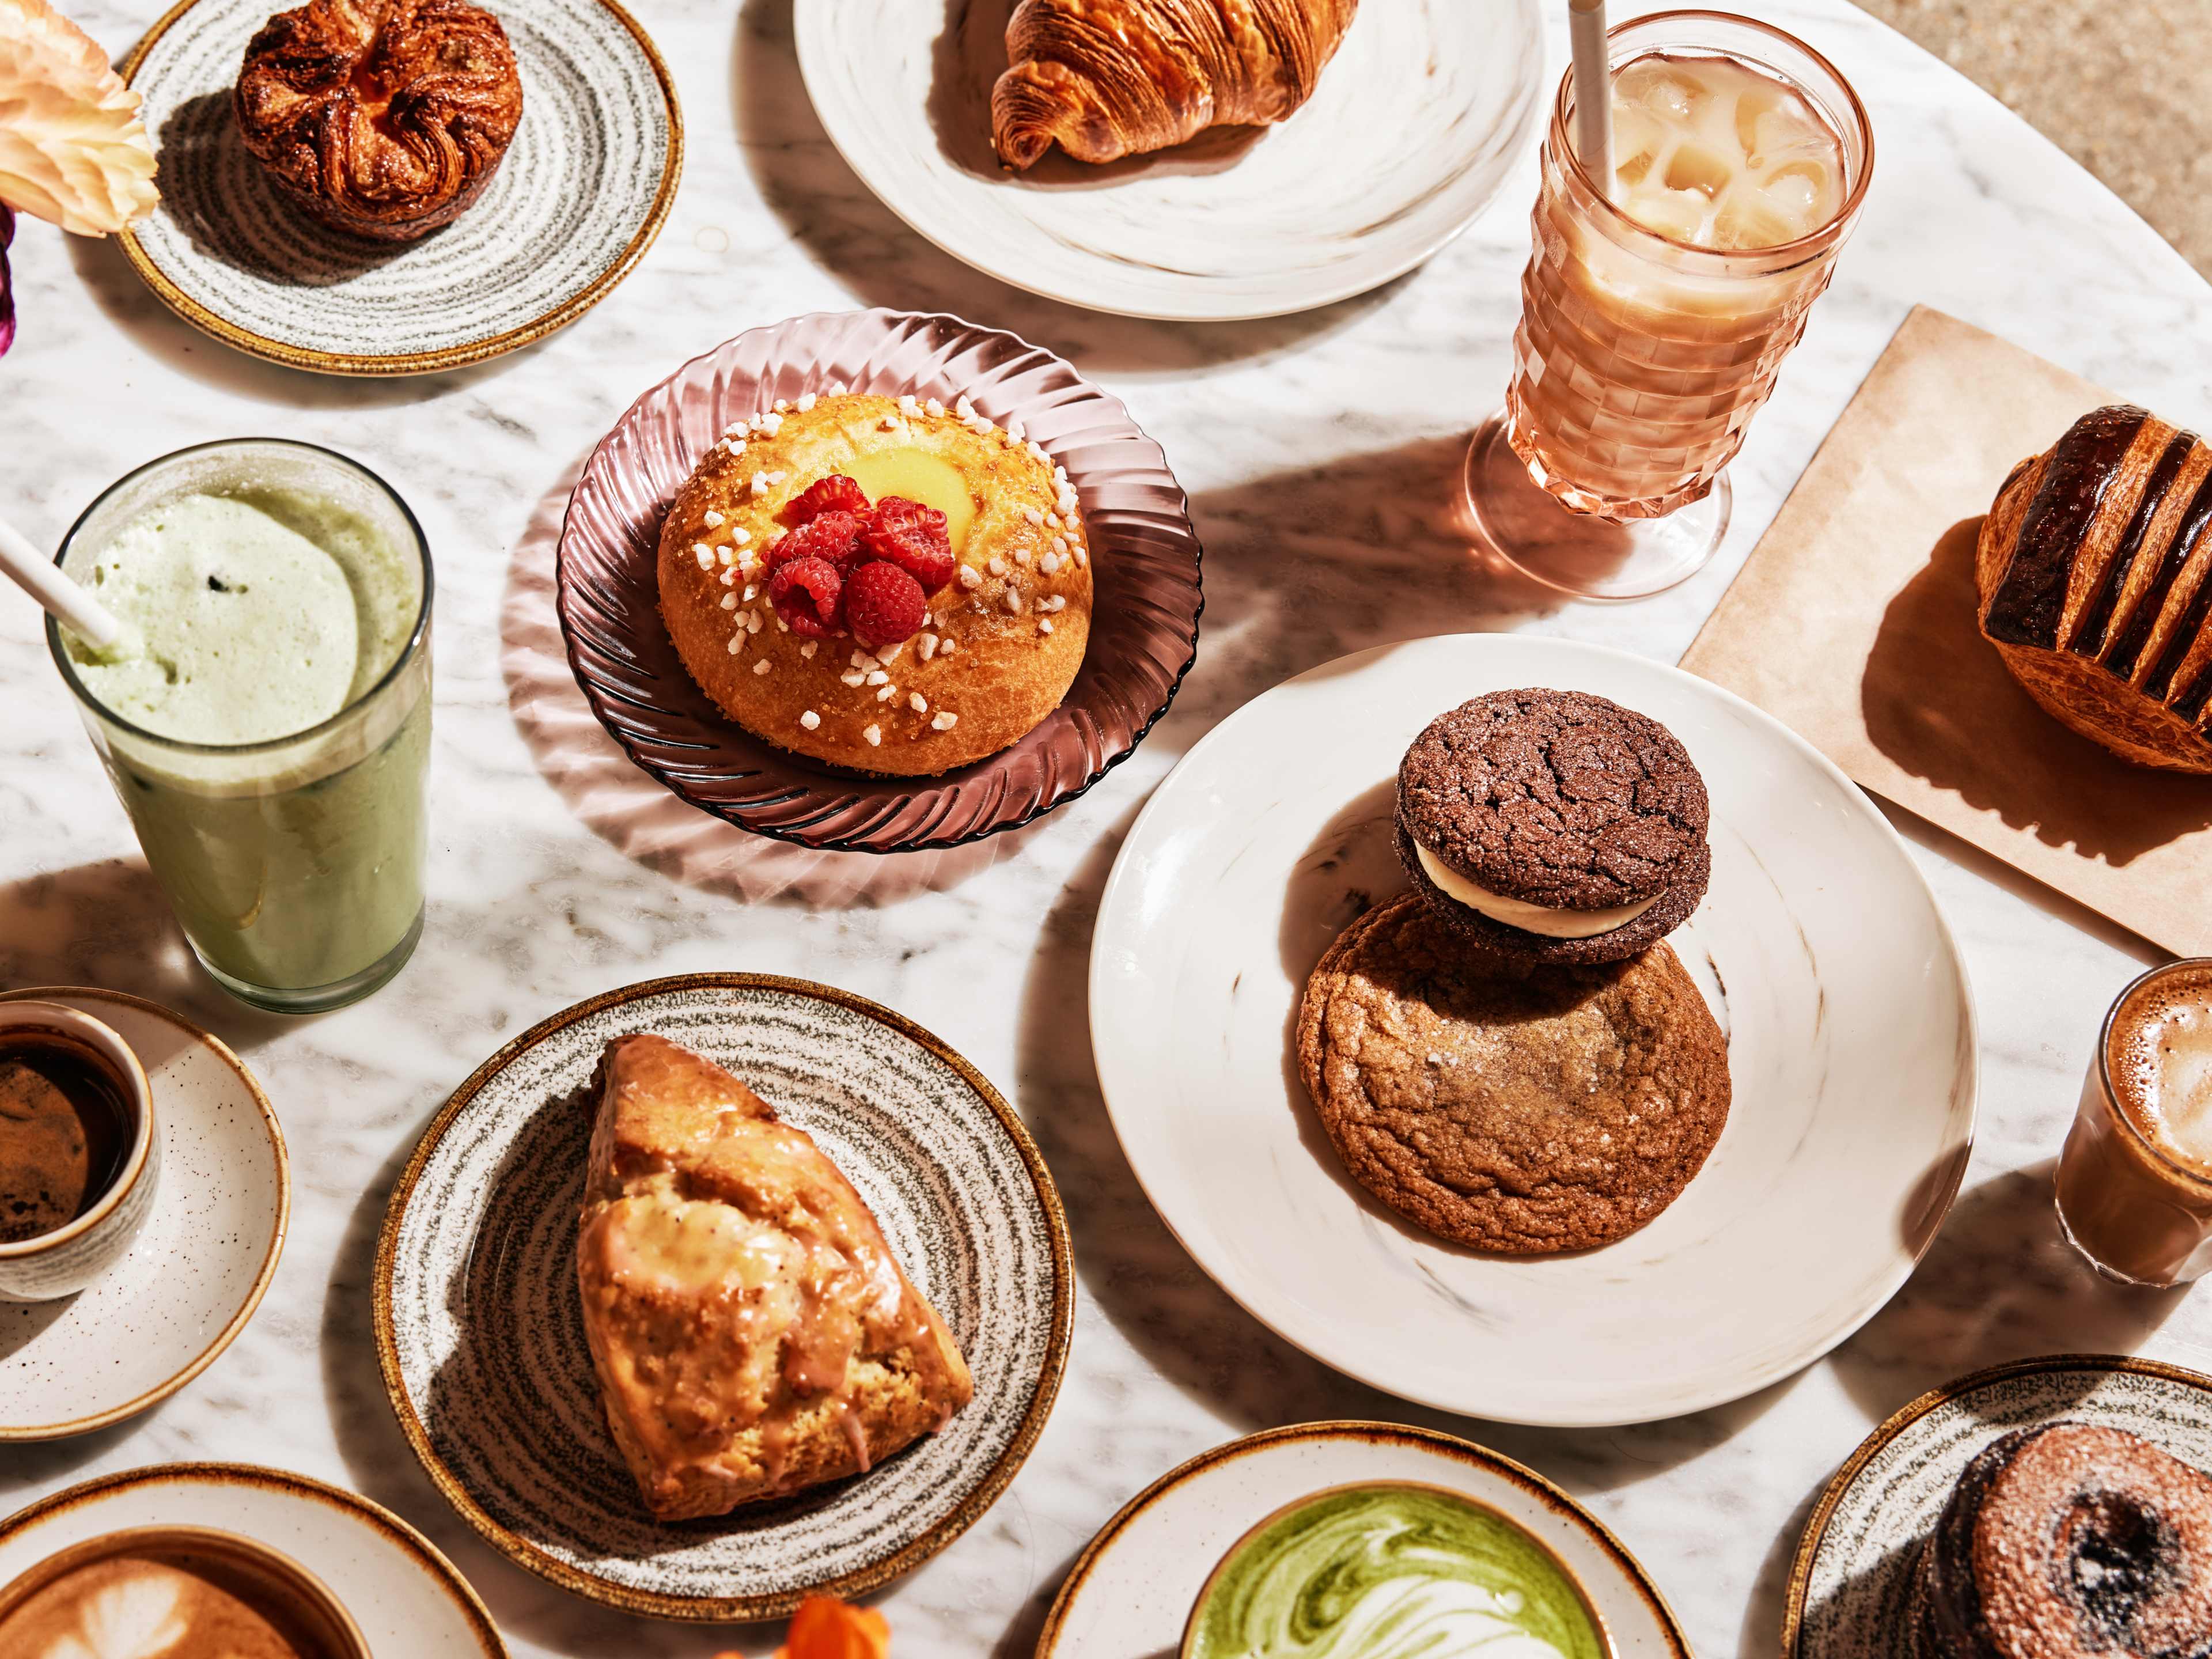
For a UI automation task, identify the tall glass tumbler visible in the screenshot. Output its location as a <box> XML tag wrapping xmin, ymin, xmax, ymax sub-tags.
<box><xmin>47</xmin><ymin>440</ymin><xmax>433</xmax><ymax>1014</ymax></box>
<box><xmin>1466</xmin><ymin>11</ymin><xmax>1874</xmax><ymax>599</ymax></box>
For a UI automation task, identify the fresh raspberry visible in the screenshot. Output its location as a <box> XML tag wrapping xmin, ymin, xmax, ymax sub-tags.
<box><xmin>764</xmin><ymin>509</ymin><xmax>866</xmax><ymax>573</ymax></box>
<box><xmin>862</xmin><ymin>497</ymin><xmax>956</xmax><ymax>591</ymax></box>
<box><xmin>842</xmin><ymin>559</ymin><xmax>927</xmax><ymax>649</ymax></box>
<box><xmin>767</xmin><ymin>555</ymin><xmax>842</xmax><ymax>638</ymax></box>
<box><xmin>783</xmin><ymin>474</ymin><xmax>872</xmax><ymax>526</ymax></box>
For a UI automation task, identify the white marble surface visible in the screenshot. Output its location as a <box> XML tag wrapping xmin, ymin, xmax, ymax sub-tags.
<box><xmin>3</xmin><ymin>1</ymin><xmax>2210</xmax><ymax>1654</ymax></box>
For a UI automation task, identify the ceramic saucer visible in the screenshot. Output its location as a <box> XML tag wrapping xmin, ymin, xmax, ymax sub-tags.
<box><xmin>374</xmin><ymin>972</ymin><xmax>1074</xmax><ymax>1620</ymax></box>
<box><xmin>794</xmin><ymin>0</ymin><xmax>1544</xmax><ymax>320</ymax></box>
<box><xmin>1089</xmin><ymin>635</ymin><xmax>1978</xmax><ymax>1427</ymax></box>
<box><xmin>1038</xmin><ymin>1421</ymin><xmax>1689</xmax><ymax>1657</ymax></box>
<box><xmin>1784</xmin><ymin>1354</ymin><xmax>2212</xmax><ymax>1657</ymax></box>
<box><xmin>118</xmin><ymin>0</ymin><xmax>680</xmax><ymax>374</ymax></box>
<box><xmin>0</xmin><ymin>988</ymin><xmax>287</xmax><ymax>1441</ymax></box>
<box><xmin>0</xmin><ymin>1463</ymin><xmax>503</xmax><ymax>1656</ymax></box>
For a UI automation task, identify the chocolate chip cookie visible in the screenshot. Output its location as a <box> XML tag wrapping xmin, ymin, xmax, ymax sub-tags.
<box><xmin>1297</xmin><ymin>892</ymin><xmax>1731</xmax><ymax>1254</ymax></box>
<box><xmin>1396</xmin><ymin>688</ymin><xmax>1711</xmax><ymax>965</ymax></box>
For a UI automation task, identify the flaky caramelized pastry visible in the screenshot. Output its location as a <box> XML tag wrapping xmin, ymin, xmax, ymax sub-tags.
<box><xmin>576</xmin><ymin>1035</ymin><xmax>972</xmax><ymax>1522</ymax></box>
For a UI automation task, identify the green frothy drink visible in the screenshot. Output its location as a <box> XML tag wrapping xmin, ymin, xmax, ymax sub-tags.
<box><xmin>51</xmin><ymin>441</ymin><xmax>433</xmax><ymax>1014</ymax></box>
<box><xmin>1185</xmin><ymin>1484</ymin><xmax>1609</xmax><ymax>1659</ymax></box>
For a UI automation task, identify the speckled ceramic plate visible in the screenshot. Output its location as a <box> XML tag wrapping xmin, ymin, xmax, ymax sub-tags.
<box><xmin>0</xmin><ymin>988</ymin><xmax>288</xmax><ymax>1441</ymax></box>
<box><xmin>373</xmin><ymin>973</ymin><xmax>1073</xmax><ymax>1622</ymax></box>
<box><xmin>118</xmin><ymin>0</ymin><xmax>680</xmax><ymax>374</ymax></box>
<box><xmin>1783</xmin><ymin>1354</ymin><xmax>2212</xmax><ymax>1658</ymax></box>
<box><xmin>793</xmin><ymin>0</ymin><xmax>1544</xmax><ymax>320</ymax></box>
<box><xmin>557</xmin><ymin>307</ymin><xmax>1203</xmax><ymax>852</ymax></box>
<box><xmin>1038</xmin><ymin>1422</ymin><xmax>1689</xmax><ymax>1657</ymax></box>
<box><xmin>0</xmin><ymin>1464</ymin><xmax>503</xmax><ymax>1655</ymax></box>
<box><xmin>1090</xmin><ymin>635</ymin><xmax>1979</xmax><ymax>1427</ymax></box>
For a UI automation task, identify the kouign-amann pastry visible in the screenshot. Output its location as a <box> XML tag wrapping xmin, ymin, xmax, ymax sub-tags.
<box><xmin>1979</xmin><ymin>403</ymin><xmax>2212</xmax><ymax>772</ymax></box>
<box><xmin>575</xmin><ymin>1034</ymin><xmax>973</xmax><ymax>1522</ymax></box>
<box><xmin>1909</xmin><ymin>1421</ymin><xmax>2212</xmax><ymax>1659</ymax></box>
<box><xmin>1395</xmin><ymin>688</ymin><xmax>1712</xmax><ymax>966</ymax></box>
<box><xmin>235</xmin><ymin>0</ymin><xmax>522</xmax><ymax>241</ymax></box>
<box><xmin>991</xmin><ymin>0</ymin><xmax>1360</xmax><ymax>170</ymax></box>
<box><xmin>1297</xmin><ymin>892</ymin><xmax>1730</xmax><ymax>1255</ymax></box>
<box><xmin>657</xmin><ymin>390</ymin><xmax>1093</xmax><ymax>777</ymax></box>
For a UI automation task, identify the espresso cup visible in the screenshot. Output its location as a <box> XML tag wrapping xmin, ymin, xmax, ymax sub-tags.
<box><xmin>0</xmin><ymin>1001</ymin><xmax>160</xmax><ymax>1302</ymax></box>
<box><xmin>0</xmin><ymin>1525</ymin><xmax>370</xmax><ymax>1659</ymax></box>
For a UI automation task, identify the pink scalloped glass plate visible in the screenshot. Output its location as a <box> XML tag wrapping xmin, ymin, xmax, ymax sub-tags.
<box><xmin>556</xmin><ymin>308</ymin><xmax>1203</xmax><ymax>852</ymax></box>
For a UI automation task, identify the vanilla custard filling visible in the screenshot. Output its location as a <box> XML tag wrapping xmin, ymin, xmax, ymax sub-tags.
<box><xmin>1414</xmin><ymin>842</ymin><xmax>1664</xmax><ymax>939</ymax></box>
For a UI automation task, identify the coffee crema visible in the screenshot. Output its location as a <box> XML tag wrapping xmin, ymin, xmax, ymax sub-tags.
<box><xmin>0</xmin><ymin>1029</ymin><xmax>133</xmax><ymax>1244</ymax></box>
<box><xmin>0</xmin><ymin>1548</ymin><xmax>347</xmax><ymax>1659</ymax></box>
<box><xmin>2108</xmin><ymin>962</ymin><xmax>2212</xmax><ymax>1175</ymax></box>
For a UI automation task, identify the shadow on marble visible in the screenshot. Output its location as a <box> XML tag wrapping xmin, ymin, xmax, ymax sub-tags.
<box><xmin>1738</xmin><ymin>1476</ymin><xmax>1825</xmax><ymax>1659</ymax></box>
<box><xmin>0</xmin><ymin>856</ymin><xmax>306</xmax><ymax>1053</ymax></box>
<box><xmin>0</xmin><ymin>1397</ymin><xmax>176</xmax><ymax>1494</ymax></box>
<box><xmin>1828</xmin><ymin>1161</ymin><xmax>2186</xmax><ymax>1425</ymax></box>
<box><xmin>498</xmin><ymin>454</ymin><xmax>1044</xmax><ymax>905</ymax></box>
<box><xmin>63</xmin><ymin>231</ymin><xmax>521</xmax><ymax>412</ymax></box>
<box><xmin>1863</xmin><ymin>516</ymin><xmax>2212</xmax><ymax>865</ymax></box>
<box><xmin>729</xmin><ymin>0</ymin><xmax>1391</xmax><ymax>377</ymax></box>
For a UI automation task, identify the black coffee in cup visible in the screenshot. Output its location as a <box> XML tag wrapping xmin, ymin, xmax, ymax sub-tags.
<box><xmin>0</xmin><ymin>1028</ymin><xmax>135</xmax><ymax>1243</ymax></box>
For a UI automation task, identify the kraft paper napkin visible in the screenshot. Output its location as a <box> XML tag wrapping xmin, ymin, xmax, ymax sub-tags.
<box><xmin>1683</xmin><ymin>304</ymin><xmax>2212</xmax><ymax>956</ymax></box>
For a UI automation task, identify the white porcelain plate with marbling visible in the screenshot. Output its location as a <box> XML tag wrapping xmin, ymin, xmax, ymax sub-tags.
<box><xmin>118</xmin><ymin>0</ymin><xmax>679</xmax><ymax>374</ymax></box>
<box><xmin>1089</xmin><ymin>635</ymin><xmax>1978</xmax><ymax>1426</ymax></box>
<box><xmin>374</xmin><ymin>973</ymin><xmax>1073</xmax><ymax>1622</ymax></box>
<box><xmin>1785</xmin><ymin>1355</ymin><xmax>2212</xmax><ymax>1657</ymax></box>
<box><xmin>0</xmin><ymin>1463</ymin><xmax>505</xmax><ymax>1656</ymax></box>
<box><xmin>1037</xmin><ymin>1422</ymin><xmax>1691</xmax><ymax>1658</ymax></box>
<box><xmin>0</xmin><ymin>988</ymin><xmax>288</xmax><ymax>1441</ymax></box>
<box><xmin>793</xmin><ymin>0</ymin><xmax>1544</xmax><ymax>320</ymax></box>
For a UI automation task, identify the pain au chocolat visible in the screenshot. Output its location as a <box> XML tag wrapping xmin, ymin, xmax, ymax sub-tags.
<box><xmin>1978</xmin><ymin>404</ymin><xmax>2212</xmax><ymax>771</ymax></box>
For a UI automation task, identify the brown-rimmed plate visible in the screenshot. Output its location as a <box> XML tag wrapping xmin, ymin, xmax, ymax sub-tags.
<box><xmin>117</xmin><ymin>0</ymin><xmax>680</xmax><ymax>375</ymax></box>
<box><xmin>1037</xmin><ymin>1422</ymin><xmax>1691</xmax><ymax>1658</ymax></box>
<box><xmin>373</xmin><ymin>972</ymin><xmax>1073</xmax><ymax>1622</ymax></box>
<box><xmin>0</xmin><ymin>988</ymin><xmax>287</xmax><ymax>1441</ymax></box>
<box><xmin>1783</xmin><ymin>1353</ymin><xmax>2212</xmax><ymax>1657</ymax></box>
<box><xmin>556</xmin><ymin>307</ymin><xmax>1205</xmax><ymax>852</ymax></box>
<box><xmin>0</xmin><ymin>1463</ymin><xmax>504</xmax><ymax>1656</ymax></box>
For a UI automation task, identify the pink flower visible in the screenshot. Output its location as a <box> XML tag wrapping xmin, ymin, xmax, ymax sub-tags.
<box><xmin>0</xmin><ymin>205</ymin><xmax>14</xmax><ymax>358</ymax></box>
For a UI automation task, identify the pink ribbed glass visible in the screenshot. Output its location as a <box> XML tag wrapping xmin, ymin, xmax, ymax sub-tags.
<box><xmin>1506</xmin><ymin>12</ymin><xmax>1873</xmax><ymax>519</ymax></box>
<box><xmin>557</xmin><ymin>309</ymin><xmax>1203</xmax><ymax>853</ymax></box>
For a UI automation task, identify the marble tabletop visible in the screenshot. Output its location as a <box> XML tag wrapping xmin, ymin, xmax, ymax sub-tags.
<box><xmin>5</xmin><ymin>0</ymin><xmax>2211</xmax><ymax>1654</ymax></box>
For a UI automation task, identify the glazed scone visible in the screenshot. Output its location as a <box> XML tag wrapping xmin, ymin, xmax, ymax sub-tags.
<box><xmin>657</xmin><ymin>391</ymin><xmax>1093</xmax><ymax>775</ymax></box>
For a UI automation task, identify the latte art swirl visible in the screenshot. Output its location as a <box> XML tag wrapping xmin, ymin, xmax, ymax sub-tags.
<box><xmin>36</xmin><ymin>1575</ymin><xmax>187</xmax><ymax>1659</ymax></box>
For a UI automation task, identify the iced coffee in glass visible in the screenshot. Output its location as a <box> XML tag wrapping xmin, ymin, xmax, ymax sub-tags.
<box><xmin>1466</xmin><ymin>11</ymin><xmax>1873</xmax><ymax>599</ymax></box>
<box><xmin>2055</xmin><ymin>961</ymin><xmax>2212</xmax><ymax>1287</ymax></box>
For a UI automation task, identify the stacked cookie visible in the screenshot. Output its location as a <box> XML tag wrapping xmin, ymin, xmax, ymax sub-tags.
<box><xmin>1297</xmin><ymin>688</ymin><xmax>1729</xmax><ymax>1256</ymax></box>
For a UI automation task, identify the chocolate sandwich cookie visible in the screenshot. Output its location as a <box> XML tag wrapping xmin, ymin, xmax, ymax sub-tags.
<box><xmin>1395</xmin><ymin>688</ymin><xmax>1711</xmax><ymax>965</ymax></box>
<box><xmin>1912</xmin><ymin>1422</ymin><xmax>2212</xmax><ymax>1659</ymax></box>
<box><xmin>1296</xmin><ymin>892</ymin><xmax>1731</xmax><ymax>1255</ymax></box>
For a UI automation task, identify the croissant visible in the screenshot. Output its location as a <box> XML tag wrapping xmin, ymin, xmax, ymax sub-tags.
<box><xmin>1978</xmin><ymin>403</ymin><xmax>2212</xmax><ymax>771</ymax></box>
<box><xmin>991</xmin><ymin>0</ymin><xmax>1360</xmax><ymax>171</ymax></box>
<box><xmin>234</xmin><ymin>0</ymin><xmax>522</xmax><ymax>242</ymax></box>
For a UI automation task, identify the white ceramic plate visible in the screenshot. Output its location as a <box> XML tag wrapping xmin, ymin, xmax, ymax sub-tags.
<box><xmin>0</xmin><ymin>988</ymin><xmax>288</xmax><ymax>1441</ymax></box>
<box><xmin>793</xmin><ymin>0</ymin><xmax>1544</xmax><ymax>320</ymax></box>
<box><xmin>1037</xmin><ymin>1422</ymin><xmax>1690</xmax><ymax>1657</ymax></box>
<box><xmin>375</xmin><ymin>974</ymin><xmax>1073</xmax><ymax>1621</ymax></box>
<box><xmin>119</xmin><ymin>0</ymin><xmax>680</xmax><ymax>374</ymax></box>
<box><xmin>1784</xmin><ymin>1355</ymin><xmax>2212</xmax><ymax>1658</ymax></box>
<box><xmin>1089</xmin><ymin>635</ymin><xmax>1978</xmax><ymax>1426</ymax></box>
<box><xmin>0</xmin><ymin>1463</ymin><xmax>504</xmax><ymax>1656</ymax></box>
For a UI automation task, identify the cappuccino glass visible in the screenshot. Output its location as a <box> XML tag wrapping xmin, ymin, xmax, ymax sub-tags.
<box><xmin>2054</xmin><ymin>959</ymin><xmax>2212</xmax><ymax>1287</ymax></box>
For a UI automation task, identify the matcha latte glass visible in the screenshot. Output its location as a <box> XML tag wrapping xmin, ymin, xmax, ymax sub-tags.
<box><xmin>47</xmin><ymin>440</ymin><xmax>433</xmax><ymax>1014</ymax></box>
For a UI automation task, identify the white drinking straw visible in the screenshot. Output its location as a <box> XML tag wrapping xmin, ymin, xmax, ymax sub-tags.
<box><xmin>0</xmin><ymin>512</ymin><xmax>132</xmax><ymax>654</ymax></box>
<box><xmin>1570</xmin><ymin>0</ymin><xmax>1615</xmax><ymax>198</ymax></box>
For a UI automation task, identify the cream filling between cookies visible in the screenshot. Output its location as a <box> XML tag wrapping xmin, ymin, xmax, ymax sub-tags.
<box><xmin>1413</xmin><ymin>842</ymin><xmax>1663</xmax><ymax>940</ymax></box>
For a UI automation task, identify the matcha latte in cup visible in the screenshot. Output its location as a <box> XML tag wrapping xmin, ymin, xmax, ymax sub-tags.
<box><xmin>48</xmin><ymin>440</ymin><xmax>432</xmax><ymax>1014</ymax></box>
<box><xmin>1183</xmin><ymin>1482</ymin><xmax>1611</xmax><ymax>1659</ymax></box>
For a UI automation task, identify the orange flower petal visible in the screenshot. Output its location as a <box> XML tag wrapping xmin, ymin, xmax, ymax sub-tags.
<box><xmin>777</xmin><ymin>1596</ymin><xmax>891</xmax><ymax>1659</ymax></box>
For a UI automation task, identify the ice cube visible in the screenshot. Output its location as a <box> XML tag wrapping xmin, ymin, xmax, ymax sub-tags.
<box><xmin>1751</xmin><ymin>107</ymin><xmax>1833</xmax><ymax>169</ymax></box>
<box><xmin>1733</xmin><ymin>86</ymin><xmax>1780</xmax><ymax>157</ymax></box>
<box><xmin>1663</xmin><ymin>142</ymin><xmax>1734</xmax><ymax>200</ymax></box>
<box><xmin>1623</xmin><ymin>183</ymin><xmax>1712</xmax><ymax>244</ymax></box>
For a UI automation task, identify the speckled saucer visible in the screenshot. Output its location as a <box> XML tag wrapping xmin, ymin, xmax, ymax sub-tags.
<box><xmin>1784</xmin><ymin>1355</ymin><xmax>2212</xmax><ymax>1658</ymax></box>
<box><xmin>374</xmin><ymin>973</ymin><xmax>1073</xmax><ymax>1622</ymax></box>
<box><xmin>0</xmin><ymin>988</ymin><xmax>289</xmax><ymax>1441</ymax></box>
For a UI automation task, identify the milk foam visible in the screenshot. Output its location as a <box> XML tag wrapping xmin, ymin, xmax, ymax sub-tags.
<box><xmin>2110</xmin><ymin>969</ymin><xmax>2212</xmax><ymax>1173</ymax></box>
